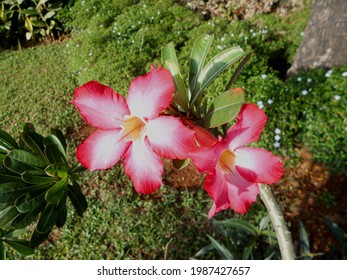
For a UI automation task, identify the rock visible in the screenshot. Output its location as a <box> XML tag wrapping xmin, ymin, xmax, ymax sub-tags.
<box><xmin>287</xmin><ymin>0</ymin><xmax>347</xmax><ymax>75</ymax></box>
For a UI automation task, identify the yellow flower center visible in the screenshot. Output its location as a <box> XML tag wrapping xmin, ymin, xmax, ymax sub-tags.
<box><xmin>218</xmin><ymin>149</ymin><xmax>236</xmax><ymax>174</ymax></box>
<box><xmin>121</xmin><ymin>115</ymin><xmax>146</xmax><ymax>142</ymax></box>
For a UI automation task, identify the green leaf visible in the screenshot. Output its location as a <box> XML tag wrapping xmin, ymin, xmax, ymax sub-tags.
<box><xmin>22</xmin><ymin>170</ymin><xmax>57</xmax><ymax>184</ymax></box>
<box><xmin>4</xmin><ymin>150</ymin><xmax>46</xmax><ymax>174</ymax></box>
<box><xmin>44</xmin><ymin>134</ymin><xmax>68</xmax><ymax>164</ymax></box>
<box><xmin>212</xmin><ymin>218</ymin><xmax>258</xmax><ymax>237</ymax></box>
<box><xmin>43</xmin><ymin>11</ymin><xmax>55</xmax><ymax>20</ymax></box>
<box><xmin>22</xmin><ymin>8</ymin><xmax>39</xmax><ymax>16</ymax></box>
<box><xmin>69</xmin><ymin>162</ymin><xmax>86</xmax><ymax>173</ymax></box>
<box><xmin>0</xmin><ymin>129</ymin><xmax>19</xmax><ymax>150</ymax></box>
<box><xmin>207</xmin><ymin>234</ymin><xmax>234</xmax><ymax>260</ymax></box>
<box><xmin>172</xmin><ymin>158</ymin><xmax>190</xmax><ymax>170</ymax></box>
<box><xmin>322</xmin><ymin>216</ymin><xmax>347</xmax><ymax>257</ymax></box>
<box><xmin>45</xmin><ymin>163</ymin><xmax>69</xmax><ymax>178</ymax></box>
<box><xmin>164</xmin><ymin>59</ymin><xmax>189</xmax><ymax>111</ymax></box>
<box><xmin>20</xmin><ymin>131</ymin><xmax>47</xmax><ymax>163</ymax></box>
<box><xmin>11</xmin><ymin>206</ymin><xmax>42</xmax><ymax>229</ymax></box>
<box><xmin>30</xmin><ymin>19</ymin><xmax>46</xmax><ymax>28</ymax></box>
<box><xmin>67</xmin><ymin>180</ymin><xmax>87</xmax><ymax>216</ymax></box>
<box><xmin>0</xmin><ymin>174</ymin><xmax>23</xmax><ymax>184</ymax></box>
<box><xmin>193</xmin><ymin>243</ymin><xmax>215</xmax><ymax>258</ymax></box>
<box><xmin>189</xmin><ymin>34</ymin><xmax>214</xmax><ymax>95</ymax></box>
<box><xmin>49</xmin><ymin>128</ymin><xmax>67</xmax><ymax>152</ymax></box>
<box><xmin>30</xmin><ymin>229</ymin><xmax>49</xmax><ymax>248</ymax></box>
<box><xmin>203</xmin><ymin>88</ymin><xmax>245</xmax><ymax>128</ymax></box>
<box><xmin>45</xmin><ymin>176</ymin><xmax>68</xmax><ymax>204</ymax></box>
<box><xmin>191</xmin><ymin>46</ymin><xmax>244</xmax><ymax>105</ymax></box>
<box><xmin>0</xmin><ymin>206</ymin><xmax>20</xmax><ymax>228</ymax></box>
<box><xmin>161</xmin><ymin>42</ymin><xmax>179</xmax><ymax>70</ymax></box>
<box><xmin>2</xmin><ymin>239</ymin><xmax>34</xmax><ymax>256</ymax></box>
<box><xmin>0</xmin><ymin>182</ymin><xmax>27</xmax><ymax>203</ymax></box>
<box><xmin>36</xmin><ymin>204</ymin><xmax>58</xmax><ymax>234</ymax></box>
<box><xmin>298</xmin><ymin>220</ymin><xmax>311</xmax><ymax>259</ymax></box>
<box><xmin>24</xmin><ymin>17</ymin><xmax>33</xmax><ymax>33</ymax></box>
<box><xmin>15</xmin><ymin>191</ymin><xmax>46</xmax><ymax>213</ymax></box>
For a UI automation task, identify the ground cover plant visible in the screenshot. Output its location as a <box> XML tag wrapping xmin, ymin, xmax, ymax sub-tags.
<box><xmin>0</xmin><ymin>0</ymin><xmax>346</xmax><ymax>259</ymax></box>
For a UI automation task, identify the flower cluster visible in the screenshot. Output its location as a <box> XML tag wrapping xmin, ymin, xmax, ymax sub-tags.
<box><xmin>71</xmin><ymin>66</ymin><xmax>283</xmax><ymax>218</ymax></box>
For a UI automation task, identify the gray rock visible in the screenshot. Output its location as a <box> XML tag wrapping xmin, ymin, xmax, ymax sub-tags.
<box><xmin>287</xmin><ymin>0</ymin><xmax>347</xmax><ymax>75</ymax></box>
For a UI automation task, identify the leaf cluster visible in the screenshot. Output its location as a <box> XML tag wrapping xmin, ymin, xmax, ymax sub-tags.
<box><xmin>0</xmin><ymin>123</ymin><xmax>86</xmax><ymax>256</ymax></box>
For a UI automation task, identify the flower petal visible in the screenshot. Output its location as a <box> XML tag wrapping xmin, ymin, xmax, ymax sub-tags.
<box><xmin>204</xmin><ymin>167</ymin><xmax>230</xmax><ymax>218</ymax></box>
<box><xmin>235</xmin><ymin>147</ymin><xmax>284</xmax><ymax>184</ymax></box>
<box><xmin>188</xmin><ymin>145</ymin><xmax>219</xmax><ymax>173</ymax></box>
<box><xmin>71</xmin><ymin>81</ymin><xmax>129</xmax><ymax>129</ymax></box>
<box><xmin>123</xmin><ymin>139</ymin><xmax>163</xmax><ymax>194</ymax></box>
<box><xmin>146</xmin><ymin>116</ymin><xmax>195</xmax><ymax>159</ymax></box>
<box><xmin>225</xmin><ymin>170</ymin><xmax>260</xmax><ymax>214</ymax></box>
<box><xmin>126</xmin><ymin>66</ymin><xmax>174</xmax><ymax>119</ymax></box>
<box><xmin>225</xmin><ymin>103</ymin><xmax>267</xmax><ymax>150</ymax></box>
<box><xmin>76</xmin><ymin>129</ymin><xmax>130</xmax><ymax>171</ymax></box>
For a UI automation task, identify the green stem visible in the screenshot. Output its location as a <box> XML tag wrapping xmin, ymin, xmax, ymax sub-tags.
<box><xmin>259</xmin><ymin>184</ymin><xmax>296</xmax><ymax>260</ymax></box>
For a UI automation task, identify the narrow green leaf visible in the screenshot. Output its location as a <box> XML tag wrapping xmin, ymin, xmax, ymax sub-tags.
<box><xmin>45</xmin><ymin>163</ymin><xmax>69</xmax><ymax>178</ymax></box>
<box><xmin>21</xmin><ymin>170</ymin><xmax>57</xmax><ymax>184</ymax></box>
<box><xmin>21</xmin><ymin>8</ymin><xmax>40</xmax><ymax>16</ymax></box>
<box><xmin>0</xmin><ymin>139</ymin><xmax>14</xmax><ymax>154</ymax></box>
<box><xmin>212</xmin><ymin>218</ymin><xmax>258</xmax><ymax>237</ymax></box>
<box><xmin>11</xmin><ymin>206</ymin><xmax>42</xmax><ymax>229</ymax></box>
<box><xmin>36</xmin><ymin>204</ymin><xmax>58</xmax><ymax>234</ymax></box>
<box><xmin>0</xmin><ymin>174</ymin><xmax>23</xmax><ymax>184</ymax></box>
<box><xmin>172</xmin><ymin>158</ymin><xmax>190</xmax><ymax>170</ymax></box>
<box><xmin>0</xmin><ymin>206</ymin><xmax>20</xmax><ymax>228</ymax></box>
<box><xmin>161</xmin><ymin>42</ymin><xmax>179</xmax><ymax>70</ymax></box>
<box><xmin>207</xmin><ymin>234</ymin><xmax>234</xmax><ymax>260</ymax></box>
<box><xmin>15</xmin><ymin>191</ymin><xmax>46</xmax><ymax>213</ymax></box>
<box><xmin>45</xmin><ymin>176</ymin><xmax>68</xmax><ymax>204</ymax></box>
<box><xmin>67</xmin><ymin>181</ymin><xmax>87</xmax><ymax>216</ymax></box>
<box><xmin>44</xmin><ymin>135</ymin><xmax>68</xmax><ymax>164</ymax></box>
<box><xmin>4</xmin><ymin>150</ymin><xmax>46</xmax><ymax>174</ymax></box>
<box><xmin>49</xmin><ymin>128</ymin><xmax>67</xmax><ymax>152</ymax></box>
<box><xmin>2</xmin><ymin>239</ymin><xmax>34</xmax><ymax>256</ymax></box>
<box><xmin>189</xmin><ymin>34</ymin><xmax>214</xmax><ymax>95</ymax></box>
<box><xmin>322</xmin><ymin>216</ymin><xmax>347</xmax><ymax>254</ymax></box>
<box><xmin>21</xmin><ymin>131</ymin><xmax>47</xmax><ymax>163</ymax></box>
<box><xmin>203</xmin><ymin>88</ymin><xmax>245</xmax><ymax>128</ymax></box>
<box><xmin>194</xmin><ymin>243</ymin><xmax>215</xmax><ymax>258</ymax></box>
<box><xmin>30</xmin><ymin>229</ymin><xmax>49</xmax><ymax>248</ymax></box>
<box><xmin>0</xmin><ymin>130</ymin><xmax>19</xmax><ymax>150</ymax></box>
<box><xmin>191</xmin><ymin>46</ymin><xmax>244</xmax><ymax>105</ymax></box>
<box><xmin>298</xmin><ymin>220</ymin><xmax>311</xmax><ymax>259</ymax></box>
<box><xmin>0</xmin><ymin>182</ymin><xmax>27</xmax><ymax>203</ymax></box>
<box><xmin>24</xmin><ymin>17</ymin><xmax>33</xmax><ymax>33</ymax></box>
<box><xmin>164</xmin><ymin>59</ymin><xmax>189</xmax><ymax>111</ymax></box>
<box><xmin>69</xmin><ymin>162</ymin><xmax>86</xmax><ymax>173</ymax></box>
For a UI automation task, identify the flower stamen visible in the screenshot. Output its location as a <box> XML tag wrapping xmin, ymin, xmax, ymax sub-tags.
<box><xmin>121</xmin><ymin>115</ymin><xmax>146</xmax><ymax>141</ymax></box>
<box><xmin>218</xmin><ymin>149</ymin><xmax>236</xmax><ymax>174</ymax></box>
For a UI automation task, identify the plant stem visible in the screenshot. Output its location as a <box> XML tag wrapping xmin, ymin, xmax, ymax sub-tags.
<box><xmin>259</xmin><ymin>184</ymin><xmax>296</xmax><ymax>260</ymax></box>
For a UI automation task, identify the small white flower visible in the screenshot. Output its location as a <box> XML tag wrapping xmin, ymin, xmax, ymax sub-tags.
<box><xmin>221</xmin><ymin>37</ymin><xmax>225</xmax><ymax>42</ymax></box>
<box><xmin>297</xmin><ymin>77</ymin><xmax>302</xmax><ymax>82</ymax></box>
<box><xmin>301</xmin><ymin>90</ymin><xmax>308</xmax><ymax>96</ymax></box>
<box><xmin>217</xmin><ymin>45</ymin><xmax>223</xmax><ymax>50</ymax></box>
<box><xmin>267</xmin><ymin>99</ymin><xmax>273</xmax><ymax>105</ymax></box>
<box><xmin>307</xmin><ymin>78</ymin><xmax>312</xmax><ymax>83</ymax></box>
<box><xmin>66</xmin><ymin>44</ymin><xmax>69</xmax><ymax>47</ymax></box>
<box><xmin>257</xmin><ymin>101</ymin><xmax>264</xmax><ymax>109</ymax></box>
<box><xmin>261</xmin><ymin>74</ymin><xmax>267</xmax><ymax>79</ymax></box>
<box><xmin>275</xmin><ymin>135</ymin><xmax>281</xmax><ymax>141</ymax></box>
<box><xmin>88</xmin><ymin>52</ymin><xmax>93</xmax><ymax>56</ymax></box>
<box><xmin>244</xmin><ymin>36</ymin><xmax>248</xmax><ymax>40</ymax></box>
<box><xmin>342</xmin><ymin>71</ymin><xmax>347</xmax><ymax>77</ymax></box>
<box><xmin>231</xmin><ymin>33</ymin><xmax>234</xmax><ymax>37</ymax></box>
<box><xmin>325</xmin><ymin>69</ymin><xmax>333</xmax><ymax>77</ymax></box>
<box><xmin>150</xmin><ymin>16</ymin><xmax>154</xmax><ymax>20</ymax></box>
<box><xmin>274</xmin><ymin>142</ymin><xmax>281</xmax><ymax>148</ymax></box>
<box><xmin>275</xmin><ymin>128</ymin><xmax>281</xmax><ymax>134</ymax></box>
<box><xmin>334</xmin><ymin>95</ymin><xmax>341</xmax><ymax>101</ymax></box>
<box><xmin>300</xmin><ymin>32</ymin><xmax>304</xmax><ymax>36</ymax></box>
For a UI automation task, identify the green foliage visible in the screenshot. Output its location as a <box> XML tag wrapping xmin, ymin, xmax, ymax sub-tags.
<box><xmin>195</xmin><ymin>215</ymin><xmax>280</xmax><ymax>260</ymax></box>
<box><xmin>0</xmin><ymin>0</ymin><xmax>68</xmax><ymax>49</ymax></box>
<box><xmin>0</xmin><ymin>124</ymin><xmax>86</xmax><ymax>255</ymax></box>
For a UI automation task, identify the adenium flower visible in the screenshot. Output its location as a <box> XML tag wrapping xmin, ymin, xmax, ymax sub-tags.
<box><xmin>187</xmin><ymin>103</ymin><xmax>284</xmax><ymax>218</ymax></box>
<box><xmin>71</xmin><ymin>65</ymin><xmax>195</xmax><ymax>194</ymax></box>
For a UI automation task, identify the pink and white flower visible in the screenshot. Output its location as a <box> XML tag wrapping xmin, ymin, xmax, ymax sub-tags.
<box><xmin>71</xmin><ymin>65</ymin><xmax>195</xmax><ymax>194</ymax></box>
<box><xmin>188</xmin><ymin>103</ymin><xmax>284</xmax><ymax>218</ymax></box>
